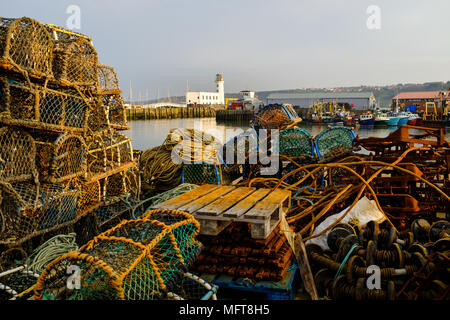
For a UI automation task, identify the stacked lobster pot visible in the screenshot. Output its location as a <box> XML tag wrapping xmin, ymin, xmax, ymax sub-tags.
<box><xmin>0</xmin><ymin>17</ymin><xmax>139</xmax><ymax>254</ymax></box>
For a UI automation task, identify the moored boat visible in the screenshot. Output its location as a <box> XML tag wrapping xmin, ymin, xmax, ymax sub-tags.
<box><xmin>407</xmin><ymin>113</ymin><xmax>421</xmax><ymax>125</ymax></box>
<box><xmin>374</xmin><ymin>111</ymin><xmax>390</xmax><ymax>126</ymax></box>
<box><xmin>387</xmin><ymin>112</ymin><xmax>400</xmax><ymax>126</ymax></box>
<box><xmin>396</xmin><ymin>112</ymin><xmax>410</xmax><ymax>125</ymax></box>
<box><xmin>357</xmin><ymin>113</ymin><xmax>375</xmax><ymax>126</ymax></box>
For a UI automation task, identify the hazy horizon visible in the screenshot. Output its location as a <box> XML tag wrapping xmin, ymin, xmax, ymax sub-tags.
<box><xmin>1</xmin><ymin>0</ymin><xmax>449</xmax><ymax>100</ymax></box>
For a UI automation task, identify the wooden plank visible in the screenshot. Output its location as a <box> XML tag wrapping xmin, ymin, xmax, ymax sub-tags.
<box><xmin>178</xmin><ymin>185</ymin><xmax>235</xmax><ymax>214</ymax></box>
<box><xmin>151</xmin><ymin>184</ymin><xmax>220</xmax><ymax>210</ymax></box>
<box><xmin>196</xmin><ymin>187</ymin><xmax>256</xmax><ymax>217</ymax></box>
<box><xmin>222</xmin><ymin>188</ymin><xmax>270</xmax><ymax>218</ymax></box>
<box><xmin>241</xmin><ymin>189</ymin><xmax>291</xmax><ymax>221</ymax></box>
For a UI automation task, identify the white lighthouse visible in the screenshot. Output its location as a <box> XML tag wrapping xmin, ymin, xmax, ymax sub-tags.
<box><xmin>215</xmin><ymin>73</ymin><xmax>224</xmax><ymax>105</ymax></box>
<box><xmin>186</xmin><ymin>73</ymin><xmax>225</xmax><ymax>106</ymax></box>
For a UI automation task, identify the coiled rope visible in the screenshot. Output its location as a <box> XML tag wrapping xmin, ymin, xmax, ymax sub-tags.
<box><xmin>25</xmin><ymin>233</ymin><xmax>79</xmax><ymax>274</ymax></box>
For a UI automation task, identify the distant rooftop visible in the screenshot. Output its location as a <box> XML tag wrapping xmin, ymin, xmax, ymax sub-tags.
<box><xmin>266</xmin><ymin>92</ymin><xmax>374</xmax><ymax>100</ymax></box>
<box><xmin>392</xmin><ymin>91</ymin><xmax>450</xmax><ymax>100</ymax></box>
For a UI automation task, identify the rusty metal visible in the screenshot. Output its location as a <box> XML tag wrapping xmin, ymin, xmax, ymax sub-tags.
<box><xmin>193</xmin><ymin>223</ymin><xmax>294</xmax><ymax>282</ymax></box>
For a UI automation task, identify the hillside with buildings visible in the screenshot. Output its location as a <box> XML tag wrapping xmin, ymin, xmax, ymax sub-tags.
<box><xmin>126</xmin><ymin>81</ymin><xmax>450</xmax><ymax>108</ymax></box>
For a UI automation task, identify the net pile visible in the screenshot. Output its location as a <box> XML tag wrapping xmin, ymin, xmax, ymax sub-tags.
<box><xmin>34</xmin><ymin>209</ymin><xmax>202</xmax><ymax>300</ymax></box>
<box><xmin>0</xmin><ymin>17</ymin><xmax>138</xmax><ymax>257</ymax></box>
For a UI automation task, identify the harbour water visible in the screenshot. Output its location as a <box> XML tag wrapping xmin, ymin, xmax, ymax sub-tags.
<box><xmin>123</xmin><ymin>118</ymin><xmax>450</xmax><ymax>151</ymax></box>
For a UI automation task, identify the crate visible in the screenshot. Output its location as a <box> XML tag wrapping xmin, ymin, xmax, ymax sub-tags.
<box><xmin>200</xmin><ymin>264</ymin><xmax>298</xmax><ymax>300</ymax></box>
<box><xmin>0</xmin><ymin>17</ymin><xmax>53</xmax><ymax>79</ymax></box>
<box><xmin>0</xmin><ymin>127</ymin><xmax>38</xmax><ymax>183</ymax></box>
<box><xmin>0</xmin><ymin>75</ymin><xmax>91</xmax><ymax>133</ymax></box>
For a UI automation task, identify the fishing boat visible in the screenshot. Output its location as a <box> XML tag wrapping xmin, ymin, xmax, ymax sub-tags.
<box><xmin>321</xmin><ymin>112</ymin><xmax>334</xmax><ymax>123</ymax></box>
<box><xmin>387</xmin><ymin>112</ymin><xmax>400</xmax><ymax>126</ymax></box>
<box><xmin>374</xmin><ymin>111</ymin><xmax>390</xmax><ymax>126</ymax></box>
<box><xmin>407</xmin><ymin>113</ymin><xmax>421</xmax><ymax>126</ymax></box>
<box><xmin>396</xmin><ymin>112</ymin><xmax>410</xmax><ymax>126</ymax></box>
<box><xmin>357</xmin><ymin>113</ymin><xmax>375</xmax><ymax>126</ymax></box>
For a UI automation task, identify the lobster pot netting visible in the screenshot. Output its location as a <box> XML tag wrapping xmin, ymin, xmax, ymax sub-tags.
<box><xmin>51</xmin><ymin>36</ymin><xmax>98</xmax><ymax>87</ymax></box>
<box><xmin>85</xmin><ymin>130</ymin><xmax>134</xmax><ymax>179</ymax></box>
<box><xmin>0</xmin><ymin>182</ymin><xmax>80</xmax><ymax>244</ymax></box>
<box><xmin>34</xmin><ymin>209</ymin><xmax>201</xmax><ymax>300</ymax></box>
<box><xmin>102</xmin><ymin>94</ymin><xmax>129</xmax><ymax>130</ymax></box>
<box><xmin>34</xmin><ymin>133</ymin><xmax>86</xmax><ymax>183</ymax></box>
<box><xmin>182</xmin><ymin>163</ymin><xmax>223</xmax><ymax>185</ymax></box>
<box><xmin>104</xmin><ymin>165</ymin><xmax>140</xmax><ymax>199</ymax></box>
<box><xmin>0</xmin><ymin>269</ymin><xmax>40</xmax><ymax>301</ymax></box>
<box><xmin>97</xmin><ymin>63</ymin><xmax>120</xmax><ymax>94</ymax></box>
<box><xmin>0</xmin><ymin>17</ymin><xmax>53</xmax><ymax>78</ymax></box>
<box><xmin>279</xmin><ymin>128</ymin><xmax>314</xmax><ymax>160</ymax></box>
<box><xmin>0</xmin><ymin>75</ymin><xmax>91</xmax><ymax>132</ymax></box>
<box><xmin>315</xmin><ymin>127</ymin><xmax>356</xmax><ymax>159</ymax></box>
<box><xmin>0</xmin><ymin>127</ymin><xmax>37</xmax><ymax>183</ymax></box>
<box><xmin>167</xmin><ymin>272</ymin><xmax>217</xmax><ymax>300</ymax></box>
<box><xmin>87</xmin><ymin>97</ymin><xmax>109</xmax><ymax>132</ymax></box>
<box><xmin>73</xmin><ymin>179</ymin><xmax>101</xmax><ymax>212</ymax></box>
<box><xmin>252</xmin><ymin>104</ymin><xmax>299</xmax><ymax>130</ymax></box>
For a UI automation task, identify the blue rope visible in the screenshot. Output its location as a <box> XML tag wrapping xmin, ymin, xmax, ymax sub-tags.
<box><xmin>334</xmin><ymin>243</ymin><xmax>358</xmax><ymax>280</ymax></box>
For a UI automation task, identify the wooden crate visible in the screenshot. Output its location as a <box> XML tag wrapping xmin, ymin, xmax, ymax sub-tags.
<box><xmin>151</xmin><ymin>184</ymin><xmax>291</xmax><ymax>239</ymax></box>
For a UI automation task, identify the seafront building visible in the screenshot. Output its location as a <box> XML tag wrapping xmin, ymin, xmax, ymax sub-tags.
<box><xmin>186</xmin><ymin>73</ymin><xmax>225</xmax><ymax>106</ymax></box>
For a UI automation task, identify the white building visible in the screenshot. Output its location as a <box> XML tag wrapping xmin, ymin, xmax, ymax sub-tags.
<box><xmin>186</xmin><ymin>73</ymin><xmax>225</xmax><ymax>106</ymax></box>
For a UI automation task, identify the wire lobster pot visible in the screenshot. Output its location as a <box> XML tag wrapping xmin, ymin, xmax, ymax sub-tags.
<box><xmin>101</xmin><ymin>94</ymin><xmax>129</xmax><ymax>130</ymax></box>
<box><xmin>0</xmin><ymin>17</ymin><xmax>53</xmax><ymax>79</ymax></box>
<box><xmin>34</xmin><ymin>133</ymin><xmax>86</xmax><ymax>183</ymax></box>
<box><xmin>34</xmin><ymin>209</ymin><xmax>202</xmax><ymax>300</ymax></box>
<box><xmin>48</xmin><ymin>26</ymin><xmax>98</xmax><ymax>88</ymax></box>
<box><xmin>85</xmin><ymin>130</ymin><xmax>134</xmax><ymax>180</ymax></box>
<box><xmin>104</xmin><ymin>165</ymin><xmax>140</xmax><ymax>199</ymax></box>
<box><xmin>0</xmin><ymin>75</ymin><xmax>91</xmax><ymax>133</ymax></box>
<box><xmin>0</xmin><ymin>182</ymin><xmax>80</xmax><ymax>246</ymax></box>
<box><xmin>87</xmin><ymin>97</ymin><xmax>109</xmax><ymax>132</ymax></box>
<box><xmin>0</xmin><ymin>127</ymin><xmax>38</xmax><ymax>183</ymax></box>
<box><xmin>73</xmin><ymin>179</ymin><xmax>101</xmax><ymax>212</ymax></box>
<box><xmin>97</xmin><ymin>63</ymin><xmax>120</xmax><ymax>94</ymax></box>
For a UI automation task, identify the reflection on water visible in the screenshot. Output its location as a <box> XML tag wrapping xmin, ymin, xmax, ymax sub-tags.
<box><xmin>123</xmin><ymin>118</ymin><xmax>450</xmax><ymax>151</ymax></box>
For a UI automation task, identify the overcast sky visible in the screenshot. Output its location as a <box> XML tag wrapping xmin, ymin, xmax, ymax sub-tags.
<box><xmin>1</xmin><ymin>0</ymin><xmax>450</xmax><ymax>100</ymax></box>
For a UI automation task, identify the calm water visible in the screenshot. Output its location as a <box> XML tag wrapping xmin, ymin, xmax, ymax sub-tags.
<box><xmin>123</xmin><ymin>118</ymin><xmax>450</xmax><ymax>151</ymax></box>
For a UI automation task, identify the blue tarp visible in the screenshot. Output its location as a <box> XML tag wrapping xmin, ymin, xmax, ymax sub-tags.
<box><xmin>406</xmin><ymin>104</ymin><xmax>417</xmax><ymax>112</ymax></box>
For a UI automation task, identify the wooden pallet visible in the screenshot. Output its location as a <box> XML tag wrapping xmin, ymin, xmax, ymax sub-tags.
<box><xmin>151</xmin><ymin>184</ymin><xmax>291</xmax><ymax>239</ymax></box>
